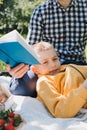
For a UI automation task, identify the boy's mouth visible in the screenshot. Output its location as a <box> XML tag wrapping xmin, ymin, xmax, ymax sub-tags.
<box><xmin>49</xmin><ymin>68</ymin><xmax>59</xmax><ymax>75</ymax></box>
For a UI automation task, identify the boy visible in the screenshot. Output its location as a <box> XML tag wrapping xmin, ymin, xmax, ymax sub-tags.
<box><xmin>31</xmin><ymin>41</ymin><xmax>87</xmax><ymax>118</ymax></box>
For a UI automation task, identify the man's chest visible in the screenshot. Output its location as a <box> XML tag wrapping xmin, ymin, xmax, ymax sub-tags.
<box><xmin>42</xmin><ymin>6</ymin><xmax>87</xmax><ymax>41</ymax></box>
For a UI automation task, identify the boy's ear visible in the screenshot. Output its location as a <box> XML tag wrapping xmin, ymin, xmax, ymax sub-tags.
<box><xmin>31</xmin><ymin>65</ymin><xmax>39</xmax><ymax>74</ymax></box>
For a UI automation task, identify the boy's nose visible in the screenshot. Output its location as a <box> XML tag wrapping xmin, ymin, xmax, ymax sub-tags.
<box><xmin>50</xmin><ymin>61</ymin><xmax>56</xmax><ymax>67</ymax></box>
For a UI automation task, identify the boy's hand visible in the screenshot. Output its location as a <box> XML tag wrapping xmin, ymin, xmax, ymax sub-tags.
<box><xmin>6</xmin><ymin>64</ymin><xmax>29</xmax><ymax>79</ymax></box>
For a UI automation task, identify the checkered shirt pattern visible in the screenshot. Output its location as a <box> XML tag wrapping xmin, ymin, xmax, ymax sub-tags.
<box><xmin>28</xmin><ymin>0</ymin><xmax>87</xmax><ymax>63</ymax></box>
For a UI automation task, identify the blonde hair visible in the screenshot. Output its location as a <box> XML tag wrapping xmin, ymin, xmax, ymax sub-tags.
<box><xmin>32</xmin><ymin>41</ymin><xmax>54</xmax><ymax>53</ymax></box>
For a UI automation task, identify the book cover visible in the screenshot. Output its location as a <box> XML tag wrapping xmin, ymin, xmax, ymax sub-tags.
<box><xmin>0</xmin><ymin>30</ymin><xmax>40</xmax><ymax>68</ymax></box>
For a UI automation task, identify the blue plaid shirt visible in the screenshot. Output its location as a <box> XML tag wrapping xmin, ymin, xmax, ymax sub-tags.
<box><xmin>28</xmin><ymin>0</ymin><xmax>87</xmax><ymax>63</ymax></box>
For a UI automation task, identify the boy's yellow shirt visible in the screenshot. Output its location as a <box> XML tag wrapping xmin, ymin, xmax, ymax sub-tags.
<box><xmin>36</xmin><ymin>64</ymin><xmax>87</xmax><ymax>118</ymax></box>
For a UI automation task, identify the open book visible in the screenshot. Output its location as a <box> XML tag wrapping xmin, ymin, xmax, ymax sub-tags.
<box><xmin>0</xmin><ymin>30</ymin><xmax>40</xmax><ymax>68</ymax></box>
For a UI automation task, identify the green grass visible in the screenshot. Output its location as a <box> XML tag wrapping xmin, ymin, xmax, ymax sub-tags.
<box><xmin>0</xmin><ymin>61</ymin><xmax>6</xmax><ymax>72</ymax></box>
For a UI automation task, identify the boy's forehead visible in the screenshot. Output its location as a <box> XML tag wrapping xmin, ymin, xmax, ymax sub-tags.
<box><xmin>38</xmin><ymin>48</ymin><xmax>57</xmax><ymax>59</ymax></box>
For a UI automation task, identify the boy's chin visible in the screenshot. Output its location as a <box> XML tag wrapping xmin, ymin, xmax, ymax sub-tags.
<box><xmin>49</xmin><ymin>69</ymin><xmax>59</xmax><ymax>75</ymax></box>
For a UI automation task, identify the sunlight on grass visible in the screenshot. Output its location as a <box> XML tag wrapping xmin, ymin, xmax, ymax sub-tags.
<box><xmin>0</xmin><ymin>60</ymin><xmax>6</xmax><ymax>72</ymax></box>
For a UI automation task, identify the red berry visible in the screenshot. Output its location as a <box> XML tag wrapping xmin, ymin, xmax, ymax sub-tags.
<box><xmin>8</xmin><ymin>112</ymin><xmax>14</xmax><ymax>118</ymax></box>
<box><xmin>14</xmin><ymin>114</ymin><xmax>20</xmax><ymax>117</ymax></box>
<box><xmin>0</xmin><ymin>119</ymin><xmax>5</xmax><ymax>127</ymax></box>
<box><xmin>4</xmin><ymin>122</ymin><xmax>14</xmax><ymax>130</ymax></box>
<box><xmin>9</xmin><ymin>117</ymin><xmax>14</xmax><ymax>125</ymax></box>
<box><xmin>14</xmin><ymin>114</ymin><xmax>22</xmax><ymax>127</ymax></box>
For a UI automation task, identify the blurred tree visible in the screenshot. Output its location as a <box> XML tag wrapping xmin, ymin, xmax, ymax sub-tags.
<box><xmin>0</xmin><ymin>0</ymin><xmax>16</xmax><ymax>34</ymax></box>
<box><xmin>0</xmin><ymin>0</ymin><xmax>45</xmax><ymax>71</ymax></box>
<box><xmin>0</xmin><ymin>0</ymin><xmax>3</xmax><ymax>4</ymax></box>
<box><xmin>0</xmin><ymin>0</ymin><xmax>45</xmax><ymax>36</ymax></box>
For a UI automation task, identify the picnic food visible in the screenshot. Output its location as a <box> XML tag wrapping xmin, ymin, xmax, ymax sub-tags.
<box><xmin>0</xmin><ymin>109</ymin><xmax>22</xmax><ymax>130</ymax></box>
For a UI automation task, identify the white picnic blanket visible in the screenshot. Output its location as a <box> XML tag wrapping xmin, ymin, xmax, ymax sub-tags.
<box><xmin>14</xmin><ymin>96</ymin><xmax>87</xmax><ymax>130</ymax></box>
<box><xmin>1</xmin><ymin>76</ymin><xmax>87</xmax><ymax>130</ymax></box>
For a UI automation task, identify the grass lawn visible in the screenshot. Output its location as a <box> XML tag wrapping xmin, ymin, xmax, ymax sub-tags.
<box><xmin>0</xmin><ymin>61</ymin><xmax>6</xmax><ymax>72</ymax></box>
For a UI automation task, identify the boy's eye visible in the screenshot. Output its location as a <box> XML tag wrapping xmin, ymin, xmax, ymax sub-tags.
<box><xmin>42</xmin><ymin>61</ymin><xmax>48</xmax><ymax>64</ymax></box>
<box><xmin>53</xmin><ymin>58</ymin><xmax>58</xmax><ymax>61</ymax></box>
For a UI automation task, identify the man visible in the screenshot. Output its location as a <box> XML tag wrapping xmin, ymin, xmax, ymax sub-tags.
<box><xmin>6</xmin><ymin>0</ymin><xmax>87</xmax><ymax>96</ymax></box>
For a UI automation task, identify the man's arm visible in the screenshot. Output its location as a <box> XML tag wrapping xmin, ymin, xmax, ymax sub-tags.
<box><xmin>9</xmin><ymin>70</ymin><xmax>37</xmax><ymax>97</ymax></box>
<box><xmin>27</xmin><ymin>7</ymin><xmax>43</xmax><ymax>45</ymax></box>
<box><xmin>6</xmin><ymin>64</ymin><xmax>37</xmax><ymax>97</ymax></box>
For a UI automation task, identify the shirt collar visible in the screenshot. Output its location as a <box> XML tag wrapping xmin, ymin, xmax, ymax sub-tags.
<box><xmin>52</xmin><ymin>0</ymin><xmax>78</xmax><ymax>9</ymax></box>
<box><xmin>70</xmin><ymin>0</ymin><xmax>78</xmax><ymax>7</ymax></box>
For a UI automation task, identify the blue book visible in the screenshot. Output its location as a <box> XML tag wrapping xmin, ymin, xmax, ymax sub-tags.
<box><xmin>0</xmin><ymin>30</ymin><xmax>40</xmax><ymax>68</ymax></box>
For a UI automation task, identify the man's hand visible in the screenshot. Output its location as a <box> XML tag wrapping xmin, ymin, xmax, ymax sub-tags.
<box><xmin>0</xmin><ymin>94</ymin><xmax>7</xmax><ymax>105</ymax></box>
<box><xmin>6</xmin><ymin>63</ymin><xmax>29</xmax><ymax>79</ymax></box>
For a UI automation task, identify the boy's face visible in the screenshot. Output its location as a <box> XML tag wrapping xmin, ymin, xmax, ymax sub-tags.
<box><xmin>32</xmin><ymin>48</ymin><xmax>61</xmax><ymax>75</ymax></box>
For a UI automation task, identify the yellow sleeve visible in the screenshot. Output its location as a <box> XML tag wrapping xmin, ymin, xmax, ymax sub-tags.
<box><xmin>36</xmin><ymin>77</ymin><xmax>87</xmax><ymax>118</ymax></box>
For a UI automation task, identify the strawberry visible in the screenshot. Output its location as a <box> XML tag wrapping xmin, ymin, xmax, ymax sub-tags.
<box><xmin>8</xmin><ymin>117</ymin><xmax>14</xmax><ymax>125</ymax></box>
<box><xmin>0</xmin><ymin>109</ymin><xmax>22</xmax><ymax>129</ymax></box>
<box><xmin>0</xmin><ymin>119</ymin><xmax>5</xmax><ymax>127</ymax></box>
<box><xmin>14</xmin><ymin>114</ymin><xmax>20</xmax><ymax>117</ymax></box>
<box><xmin>0</xmin><ymin>126</ymin><xmax>4</xmax><ymax>130</ymax></box>
<box><xmin>8</xmin><ymin>112</ymin><xmax>14</xmax><ymax>118</ymax></box>
<box><xmin>4</xmin><ymin>122</ymin><xmax>14</xmax><ymax>130</ymax></box>
<box><xmin>14</xmin><ymin>114</ymin><xmax>22</xmax><ymax>127</ymax></box>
